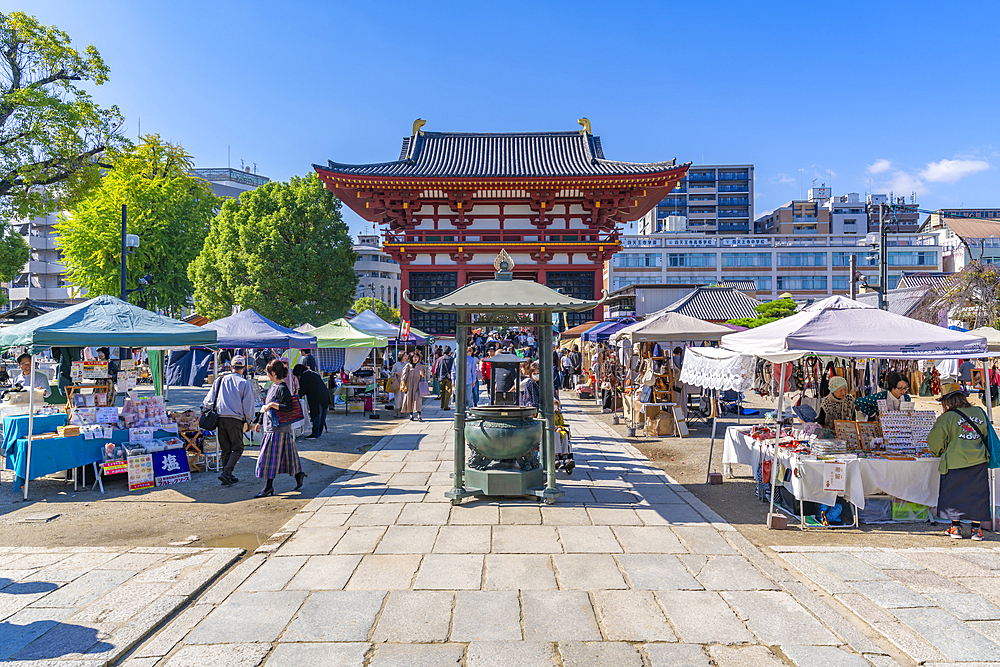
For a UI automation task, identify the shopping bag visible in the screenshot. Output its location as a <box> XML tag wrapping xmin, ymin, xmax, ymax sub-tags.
<box><xmin>418</xmin><ymin>379</ymin><xmax>431</xmax><ymax>397</ymax></box>
<box><xmin>275</xmin><ymin>395</ymin><xmax>305</xmax><ymax>425</ymax></box>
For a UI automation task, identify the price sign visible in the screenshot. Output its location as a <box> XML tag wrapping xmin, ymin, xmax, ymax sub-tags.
<box><xmin>82</xmin><ymin>361</ymin><xmax>109</xmax><ymax>378</ymax></box>
<box><xmin>96</xmin><ymin>407</ymin><xmax>119</xmax><ymax>424</ymax></box>
<box><xmin>127</xmin><ymin>454</ymin><xmax>154</xmax><ymax>491</ymax></box>
<box><xmin>823</xmin><ymin>462</ymin><xmax>847</xmax><ymax>493</ymax></box>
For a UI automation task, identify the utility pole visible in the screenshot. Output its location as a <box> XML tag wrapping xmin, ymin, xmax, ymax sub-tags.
<box><xmin>120</xmin><ymin>204</ymin><xmax>127</xmax><ymax>301</ymax></box>
<box><xmin>849</xmin><ymin>255</ymin><xmax>857</xmax><ymax>300</ymax></box>
<box><xmin>878</xmin><ymin>203</ymin><xmax>888</xmax><ymax>311</ymax></box>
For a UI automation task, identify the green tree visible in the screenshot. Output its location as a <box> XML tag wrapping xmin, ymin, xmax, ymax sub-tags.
<box><xmin>189</xmin><ymin>173</ymin><xmax>357</xmax><ymax>327</ymax></box>
<box><xmin>56</xmin><ymin>135</ymin><xmax>218</xmax><ymax>312</ymax></box>
<box><xmin>0</xmin><ymin>11</ymin><xmax>128</xmax><ymax>219</ymax></box>
<box><xmin>727</xmin><ymin>298</ymin><xmax>797</xmax><ymax>328</ymax></box>
<box><xmin>353</xmin><ymin>297</ymin><xmax>400</xmax><ymax>324</ymax></box>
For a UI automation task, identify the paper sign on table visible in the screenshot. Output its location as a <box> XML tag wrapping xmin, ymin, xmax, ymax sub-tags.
<box><xmin>129</xmin><ymin>427</ymin><xmax>155</xmax><ymax>442</ymax></box>
<box><xmin>127</xmin><ymin>454</ymin><xmax>154</xmax><ymax>491</ymax></box>
<box><xmin>823</xmin><ymin>462</ymin><xmax>847</xmax><ymax>493</ymax></box>
<box><xmin>96</xmin><ymin>407</ymin><xmax>118</xmax><ymax>424</ymax></box>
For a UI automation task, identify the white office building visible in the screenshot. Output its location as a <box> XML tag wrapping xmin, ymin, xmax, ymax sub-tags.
<box><xmin>353</xmin><ymin>234</ymin><xmax>401</xmax><ymax>309</ymax></box>
<box><xmin>639</xmin><ymin>164</ymin><xmax>754</xmax><ymax>236</ymax></box>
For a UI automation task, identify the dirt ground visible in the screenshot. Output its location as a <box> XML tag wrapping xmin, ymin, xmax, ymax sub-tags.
<box><xmin>567</xmin><ymin>391</ymin><xmax>997</xmax><ymax>550</ymax></box>
<box><xmin>0</xmin><ymin>387</ymin><xmax>404</xmax><ymax>551</ymax></box>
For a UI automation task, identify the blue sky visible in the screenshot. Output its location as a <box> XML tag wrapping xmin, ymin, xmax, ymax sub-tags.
<box><xmin>16</xmin><ymin>1</ymin><xmax>1000</xmax><ymax>236</ymax></box>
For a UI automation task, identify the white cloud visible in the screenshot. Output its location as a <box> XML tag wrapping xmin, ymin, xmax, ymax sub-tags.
<box><xmin>883</xmin><ymin>171</ymin><xmax>926</xmax><ymax>197</ymax></box>
<box><xmin>867</xmin><ymin>159</ymin><xmax>892</xmax><ymax>174</ymax></box>
<box><xmin>770</xmin><ymin>173</ymin><xmax>795</xmax><ymax>185</ymax></box>
<box><xmin>920</xmin><ymin>158</ymin><xmax>990</xmax><ymax>183</ymax></box>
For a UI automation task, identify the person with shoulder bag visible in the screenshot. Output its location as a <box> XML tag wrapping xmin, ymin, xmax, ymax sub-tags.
<box><xmin>927</xmin><ymin>389</ymin><xmax>999</xmax><ymax>541</ymax></box>
<box><xmin>201</xmin><ymin>355</ymin><xmax>255</xmax><ymax>486</ymax></box>
<box><xmin>252</xmin><ymin>359</ymin><xmax>305</xmax><ymax>497</ymax></box>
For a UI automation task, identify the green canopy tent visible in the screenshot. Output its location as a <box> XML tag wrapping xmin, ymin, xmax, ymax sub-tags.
<box><xmin>313</xmin><ymin>318</ymin><xmax>388</xmax><ymax>348</ymax></box>
<box><xmin>0</xmin><ymin>294</ymin><xmax>217</xmax><ymax>500</ymax></box>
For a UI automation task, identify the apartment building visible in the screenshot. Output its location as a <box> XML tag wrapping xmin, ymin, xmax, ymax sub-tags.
<box><xmin>192</xmin><ymin>167</ymin><xmax>270</xmax><ymax>200</ymax></box>
<box><xmin>605</xmin><ymin>231</ymin><xmax>941</xmax><ymax>301</ymax></box>
<box><xmin>7</xmin><ymin>211</ymin><xmax>82</xmax><ymax>307</ymax></box>
<box><xmin>639</xmin><ymin>164</ymin><xmax>753</xmax><ymax>236</ymax></box>
<box><xmin>353</xmin><ymin>234</ymin><xmax>401</xmax><ymax>309</ymax></box>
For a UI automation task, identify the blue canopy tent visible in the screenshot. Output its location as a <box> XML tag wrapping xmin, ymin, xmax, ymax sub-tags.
<box><xmin>202</xmin><ymin>309</ymin><xmax>318</xmax><ymax>349</ymax></box>
<box><xmin>581</xmin><ymin>318</ymin><xmax>635</xmax><ymax>343</ymax></box>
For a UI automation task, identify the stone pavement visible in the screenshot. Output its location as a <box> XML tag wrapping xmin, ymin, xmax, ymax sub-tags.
<box><xmin>0</xmin><ymin>545</ymin><xmax>241</xmax><ymax>665</ymax></box>
<box><xmin>121</xmin><ymin>398</ymin><xmax>921</xmax><ymax>667</ymax></box>
<box><xmin>774</xmin><ymin>545</ymin><xmax>1000</xmax><ymax>665</ymax></box>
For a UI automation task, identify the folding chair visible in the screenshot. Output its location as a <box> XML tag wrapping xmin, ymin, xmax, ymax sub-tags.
<box><xmin>719</xmin><ymin>390</ymin><xmax>744</xmax><ymax>424</ymax></box>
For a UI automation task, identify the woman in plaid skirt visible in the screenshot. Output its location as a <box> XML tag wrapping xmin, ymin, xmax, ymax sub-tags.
<box><xmin>253</xmin><ymin>359</ymin><xmax>304</xmax><ymax>497</ymax></box>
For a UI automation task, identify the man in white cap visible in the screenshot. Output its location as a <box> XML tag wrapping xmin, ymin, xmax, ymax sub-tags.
<box><xmin>202</xmin><ymin>355</ymin><xmax>255</xmax><ymax>486</ymax></box>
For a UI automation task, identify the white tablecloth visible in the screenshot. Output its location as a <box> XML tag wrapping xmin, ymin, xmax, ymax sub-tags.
<box><xmin>723</xmin><ymin>426</ymin><xmax>941</xmax><ymax>509</ymax></box>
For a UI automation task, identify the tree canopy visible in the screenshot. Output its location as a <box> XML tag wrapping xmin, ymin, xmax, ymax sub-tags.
<box><xmin>56</xmin><ymin>134</ymin><xmax>218</xmax><ymax>312</ymax></box>
<box><xmin>353</xmin><ymin>297</ymin><xmax>400</xmax><ymax>325</ymax></box>
<box><xmin>0</xmin><ymin>11</ymin><xmax>128</xmax><ymax>219</ymax></box>
<box><xmin>189</xmin><ymin>173</ymin><xmax>358</xmax><ymax>327</ymax></box>
<box><xmin>727</xmin><ymin>298</ymin><xmax>797</xmax><ymax>329</ymax></box>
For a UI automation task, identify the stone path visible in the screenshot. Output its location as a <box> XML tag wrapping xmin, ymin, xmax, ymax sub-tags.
<box><xmin>0</xmin><ymin>545</ymin><xmax>241</xmax><ymax>665</ymax></box>
<box><xmin>774</xmin><ymin>545</ymin><xmax>1000</xmax><ymax>665</ymax></box>
<box><xmin>123</xmin><ymin>399</ymin><xmax>908</xmax><ymax>666</ymax></box>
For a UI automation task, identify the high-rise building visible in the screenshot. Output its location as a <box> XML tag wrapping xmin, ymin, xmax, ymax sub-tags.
<box><xmin>639</xmin><ymin>164</ymin><xmax>753</xmax><ymax>236</ymax></box>
<box><xmin>353</xmin><ymin>234</ymin><xmax>401</xmax><ymax>310</ymax></box>
<box><xmin>6</xmin><ymin>212</ymin><xmax>83</xmax><ymax>308</ymax></box>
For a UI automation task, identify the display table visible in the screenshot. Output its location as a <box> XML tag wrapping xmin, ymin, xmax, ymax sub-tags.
<box><xmin>724</xmin><ymin>426</ymin><xmax>941</xmax><ymax>509</ymax></box>
<box><xmin>3</xmin><ymin>413</ymin><xmax>69</xmax><ymax>455</ymax></box>
<box><xmin>6</xmin><ymin>425</ymin><xmax>179</xmax><ymax>490</ymax></box>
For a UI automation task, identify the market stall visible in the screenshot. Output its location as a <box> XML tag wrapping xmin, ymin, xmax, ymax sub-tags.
<box><xmin>718</xmin><ymin>295</ymin><xmax>993</xmax><ymax>529</ymax></box>
<box><xmin>313</xmin><ymin>317</ymin><xmax>388</xmax><ymax>414</ymax></box>
<box><xmin>610</xmin><ymin>312</ymin><xmax>731</xmax><ymax>437</ymax></box>
<box><xmin>0</xmin><ymin>295</ymin><xmax>217</xmax><ymax>499</ymax></box>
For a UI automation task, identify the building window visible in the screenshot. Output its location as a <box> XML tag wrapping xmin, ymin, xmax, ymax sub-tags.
<box><xmin>408</xmin><ymin>272</ymin><xmax>458</xmax><ymax>335</ymax></box>
<box><xmin>666</xmin><ymin>253</ymin><xmax>715</xmax><ymax>268</ymax></box>
<box><xmin>777</xmin><ymin>276</ymin><xmax>827</xmax><ymax>290</ymax></box>
<box><xmin>777</xmin><ymin>252</ymin><xmax>826</xmax><ymax>267</ymax></box>
<box><xmin>832</xmin><ymin>251</ymin><xmax>878</xmax><ymax>267</ymax></box>
<box><xmin>722</xmin><ymin>253</ymin><xmax>771</xmax><ymax>267</ymax></box>
<box><xmin>612</xmin><ymin>253</ymin><xmax>662</xmax><ymax>268</ymax></box>
<box><xmin>729</xmin><ymin>275</ymin><xmax>772</xmax><ymax>290</ymax></box>
<box><xmin>546</xmin><ymin>271</ymin><xmax>596</xmax><ymax>328</ymax></box>
<box><xmin>888</xmin><ymin>251</ymin><xmax>937</xmax><ymax>266</ymax></box>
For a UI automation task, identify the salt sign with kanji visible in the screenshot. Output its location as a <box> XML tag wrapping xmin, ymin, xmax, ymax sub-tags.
<box><xmin>153</xmin><ymin>449</ymin><xmax>191</xmax><ymax>486</ymax></box>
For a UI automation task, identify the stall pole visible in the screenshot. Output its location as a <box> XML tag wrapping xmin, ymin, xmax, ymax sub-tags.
<box><xmin>705</xmin><ymin>389</ymin><xmax>719</xmax><ymax>484</ymax></box>
<box><xmin>767</xmin><ymin>362</ymin><xmax>788</xmax><ymax>528</ymax></box>
<box><xmin>983</xmin><ymin>358</ymin><xmax>996</xmax><ymax>531</ymax></box>
<box><xmin>23</xmin><ymin>353</ymin><xmax>36</xmax><ymax>501</ymax></box>
<box><xmin>447</xmin><ymin>313</ymin><xmax>468</xmax><ymax>503</ymax></box>
<box><xmin>540</xmin><ymin>312</ymin><xmax>559</xmax><ymax>499</ymax></box>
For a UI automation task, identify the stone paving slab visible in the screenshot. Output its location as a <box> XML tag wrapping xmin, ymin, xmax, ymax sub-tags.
<box><xmin>776</xmin><ymin>545</ymin><xmax>1000</xmax><ymax>664</ymax></box>
<box><xmin>0</xmin><ymin>546</ymin><xmax>239</xmax><ymax>664</ymax></box>
<box><xmin>118</xmin><ymin>400</ymin><xmax>912</xmax><ymax>665</ymax></box>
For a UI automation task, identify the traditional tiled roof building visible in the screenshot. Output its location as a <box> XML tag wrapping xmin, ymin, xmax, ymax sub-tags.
<box><xmin>316</xmin><ymin>120</ymin><xmax>688</xmax><ymax>334</ymax></box>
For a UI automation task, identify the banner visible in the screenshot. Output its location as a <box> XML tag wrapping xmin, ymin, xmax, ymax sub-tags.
<box><xmin>127</xmin><ymin>454</ymin><xmax>154</xmax><ymax>491</ymax></box>
<box><xmin>153</xmin><ymin>449</ymin><xmax>191</xmax><ymax>487</ymax></box>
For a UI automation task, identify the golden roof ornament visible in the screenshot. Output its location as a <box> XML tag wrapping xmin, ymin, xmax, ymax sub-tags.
<box><xmin>577</xmin><ymin>117</ymin><xmax>591</xmax><ymax>134</ymax></box>
<box><xmin>412</xmin><ymin>118</ymin><xmax>426</xmax><ymax>135</ymax></box>
<box><xmin>494</xmin><ymin>249</ymin><xmax>515</xmax><ymax>279</ymax></box>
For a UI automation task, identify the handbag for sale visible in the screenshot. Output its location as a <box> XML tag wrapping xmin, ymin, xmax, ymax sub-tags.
<box><xmin>642</xmin><ymin>361</ymin><xmax>656</xmax><ymax>387</ymax></box>
<box><xmin>274</xmin><ymin>395</ymin><xmax>305</xmax><ymax>425</ymax></box>
<box><xmin>639</xmin><ymin>385</ymin><xmax>653</xmax><ymax>403</ymax></box>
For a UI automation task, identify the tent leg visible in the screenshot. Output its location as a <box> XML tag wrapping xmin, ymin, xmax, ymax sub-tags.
<box><xmin>984</xmin><ymin>358</ymin><xmax>996</xmax><ymax>531</ymax></box>
<box><xmin>767</xmin><ymin>363</ymin><xmax>787</xmax><ymax>528</ymax></box>
<box><xmin>23</xmin><ymin>355</ymin><xmax>36</xmax><ymax>501</ymax></box>
<box><xmin>705</xmin><ymin>389</ymin><xmax>719</xmax><ymax>484</ymax></box>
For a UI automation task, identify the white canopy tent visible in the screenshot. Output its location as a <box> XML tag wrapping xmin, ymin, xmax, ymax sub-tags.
<box><xmin>969</xmin><ymin>327</ymin><xmax>1000</xmax><ymax>352</ymax></box>
<box><xmin>716</xmin><ymin>295</ymin><xmax>994</xmax><ymax>529</ymax></box>
<box><xmin>721</xmin><ymin>295</ymin><xmax>988</xmax><ymax>362</ymax></box>
<box><xmin>611</xmin><ymin>311</ymin><xmax>732</xmax><ymax>344</ymax></box>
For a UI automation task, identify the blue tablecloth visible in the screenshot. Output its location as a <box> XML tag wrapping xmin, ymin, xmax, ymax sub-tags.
<box><xmin>8</xmin><ymin>427</ymin><xmax>179</xmax><ymax>489</ymax></box>
<box><xmin>2</xmin><ymin>413</ymin><xmax>68</xmax><ymax>457</ymax></box>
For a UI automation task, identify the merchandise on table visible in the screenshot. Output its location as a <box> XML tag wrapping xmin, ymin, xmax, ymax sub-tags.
<box><xmin>811</xmin><ymin>438</ymin><xmax>847</xmax><ymax>456</ymax></box>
